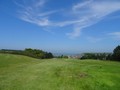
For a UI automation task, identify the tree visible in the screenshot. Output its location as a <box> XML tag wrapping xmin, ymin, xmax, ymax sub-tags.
<box><xmin>44</xmin><ymin>52</ymin><xmax>53</xmax><ymax>59</ymax></box>
<box><xmin>113</xmin><ymin>45</ymin><xmax>120</xmax><ymax>61</ymax></box>
<box><xmin>106</xmin><ymin>54</ymin><xmax>112</xmax><ymax>60</ymax></box>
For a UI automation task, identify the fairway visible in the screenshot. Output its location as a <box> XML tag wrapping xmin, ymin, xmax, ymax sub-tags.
<box><xmin>0</xmin><ymin>54</ymin><xmax>120</xmax><ymax>90</ymax></box>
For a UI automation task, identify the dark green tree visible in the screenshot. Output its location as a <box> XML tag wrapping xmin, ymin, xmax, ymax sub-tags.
<box><xmin>113</xmin><ymin>45</ymin><xmax>120</xmax><ymax>61</ymax></box>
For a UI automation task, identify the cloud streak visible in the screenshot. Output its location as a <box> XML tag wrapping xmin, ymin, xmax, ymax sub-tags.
<box><xmin>87</xmin><ymin>37</ymin><xmax>103</xmax><ymax>43</ymax></box>
<box><xmin>67</xmin><ymin>0</ymin><xmax>120</xmax><ymax>38</ymax></box>
<box><xmin>108</xmin><ymin>32</ymin><xmax>120</xmax><ymax>40</ymax></box>
<box><xmin>16</xmin><ymin>0</ymin><xmax>56</xmax><ymax>26</ymax></box>
<box><xmin>15</xmin><ymin>0</ymin><xmax>120</xmax><ymax>39</ymax></box>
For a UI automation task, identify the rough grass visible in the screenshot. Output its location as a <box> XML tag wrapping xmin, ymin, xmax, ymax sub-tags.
<box><xmin>0</xmin><ymin>54</ymin><xmax>120</xmax><ymax>90</ymax></box>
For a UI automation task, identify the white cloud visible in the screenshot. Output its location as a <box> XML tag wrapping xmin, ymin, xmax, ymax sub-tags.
<box><xmin>38</xmin><ymin>10</ymin><xmax>58</xmax><ymax>17</ymax></box>
<box><xmin>67</xmin><ymin>0</ymin><xmax>120</xmax><ymax>38</ymax></box>
<box><xmin>66</xmin><ymin>26</ymin><xmax>82</xmax><ymax>39</ymax></box>
<box><xmin>20</xmin><ymin>14</ymin><xmax>51</xmax><ymax>26</ymax></box>
<box><xmin>72</xmin><ymin>0</ymin><xmax>93</xmax><ymax>12</ymax></box>
<box><xmin>16</xmin><ymin>0</ymin><xmax>56</xmax><ymax>26</ymax></box>
<box><xmin>87</xmin><ymin>37</ymin><xmax>103</xmax><ymax>43</ymax></box>
<box><xmin>34</xmin><ymin>0</ymin><xmax>45</xmax><ymax>8</ymax></box>
<box><xmin>15</xmin><ymin>0</ymin><xmax>120</xmax><ymax>39</ymax></box>
<box><xmin>108</xmin><ymin>32</ymin><xmax>120</xmax><ymax>40</ymax></box>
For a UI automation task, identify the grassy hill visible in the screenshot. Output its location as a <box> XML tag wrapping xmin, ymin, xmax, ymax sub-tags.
<box><xmin>0</xmin><ymin>54</ymin><xmax>120</xmax><ymax>90</ymax></box>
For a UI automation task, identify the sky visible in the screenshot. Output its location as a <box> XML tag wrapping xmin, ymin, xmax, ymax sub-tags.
<box><xmin>0</xmin><ymin>0</ymin><xmax>120</xmax><ymax>54</ymax></box>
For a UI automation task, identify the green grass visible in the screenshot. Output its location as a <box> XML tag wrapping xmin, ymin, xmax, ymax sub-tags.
<box><xmin>0</xmin><ymin>54</ymin><xmax>120</xmax><ymax>90</ymax></box>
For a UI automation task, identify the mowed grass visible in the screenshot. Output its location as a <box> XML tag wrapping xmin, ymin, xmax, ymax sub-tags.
<box><xmin>0</xmin><ymin>54</ymin><xmax>120</xmax><ymax>90</ymax></box>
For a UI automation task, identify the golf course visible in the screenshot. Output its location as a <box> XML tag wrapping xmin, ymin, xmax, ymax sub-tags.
<box><xmin>0</xmin><ymin>54</ymin><xmax>120</xmax><ymax>90</ymax></box>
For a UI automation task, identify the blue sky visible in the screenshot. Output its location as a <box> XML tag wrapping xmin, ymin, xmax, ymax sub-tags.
<box><xmin>0</xmin><ymin>0</ymin><xmax>120</xmax><ymax>54</ymax></box>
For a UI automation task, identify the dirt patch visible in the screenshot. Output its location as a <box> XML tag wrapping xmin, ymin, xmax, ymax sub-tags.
<box><xmin>78</xmin><ymin>72</ymin><xmax>88</xmax><ymax>78</ymax></box>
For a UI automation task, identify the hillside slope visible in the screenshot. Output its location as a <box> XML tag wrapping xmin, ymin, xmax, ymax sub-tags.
<box><xmin>0</xmin><ymin>54</ymin><xmax>120</xmax><ymax>90</ymax></box>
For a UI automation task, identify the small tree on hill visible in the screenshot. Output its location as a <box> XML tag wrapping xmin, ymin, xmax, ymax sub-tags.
<box><xmin>113</xmin><ymin>45</ymin><xmax>120</xmax><ymax>61</ymax></box>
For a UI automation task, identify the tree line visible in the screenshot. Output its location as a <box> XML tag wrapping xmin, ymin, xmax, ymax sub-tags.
<box><xmin>0</xmin><ymin>45</ymin><xmax>119</xmax><ymax>61</ymax></box>
<box><xmin>0</xmin><ymin>48</ymin><xmax>53</xmax><ymax>59</ymax></box>
<box><xmin>81</xmin><ymin>53</ymin><xmax>112</xmax><ymax>60</ymax></box>
<box><xmin>81</xmin><ymin>45</ymin><xmax>120</xmax><ymax>61</ymax></box>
